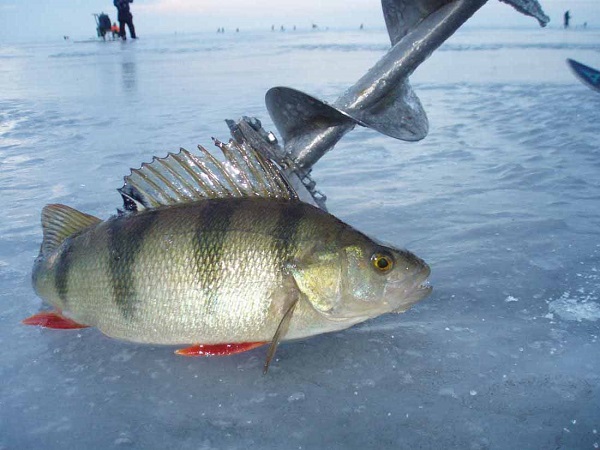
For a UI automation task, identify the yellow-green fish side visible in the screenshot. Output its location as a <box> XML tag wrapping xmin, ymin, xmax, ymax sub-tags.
<box><xmin>33</xmin><ymin>198</ymin><xmax>377</xmax><ymax>344</ymax></box>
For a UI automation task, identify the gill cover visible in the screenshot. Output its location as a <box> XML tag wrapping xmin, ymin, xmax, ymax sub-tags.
<box><xmin>290</xmin><ymin>243</ymin><xmax>399</xmax><ymax>320</ymax></box>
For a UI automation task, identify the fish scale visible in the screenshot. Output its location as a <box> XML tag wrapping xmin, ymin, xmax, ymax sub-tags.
<box><xmin>37</xmin><ymin>199</ymin><xmax>339</xmax><ymax>343</ymax></box>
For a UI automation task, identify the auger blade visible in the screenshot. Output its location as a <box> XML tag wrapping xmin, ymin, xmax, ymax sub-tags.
<box><xmin>263</xmin><ymin>0</ymin><xmax>549</xmax><ymax>175</ymax></box>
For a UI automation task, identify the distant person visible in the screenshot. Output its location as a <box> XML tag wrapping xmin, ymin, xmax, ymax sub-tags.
<box><xmin>111</xmin><ymin>22</ymin><xmax>120</xmax><ymax>39</ymax></box>
<box><xmin>114</xmin><ymin>0</ymin><xmax>137</xmax><ymax>40</ymax></box>
<box><xmin>563</xmin><ymin>10</ymin><xmax>570</xmax><ymax>28</ymax></box>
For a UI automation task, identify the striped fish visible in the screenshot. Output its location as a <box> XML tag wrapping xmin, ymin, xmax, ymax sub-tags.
<box><xmin>25</xmin><ymin>138</ymin><xmax>431</xmax><ymax>371</ymax></box>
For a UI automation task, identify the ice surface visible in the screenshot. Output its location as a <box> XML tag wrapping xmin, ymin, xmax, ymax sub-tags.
<box><xmin>1</xmin><ymin>27</ymin><xmax>600</xmax><ymax>449</ymax></box>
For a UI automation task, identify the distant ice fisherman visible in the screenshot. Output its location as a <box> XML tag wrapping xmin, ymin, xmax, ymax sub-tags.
<box><xmin>114</xmin><ymin>0</ymin><xmax>137</xmax><ymax>40</ymax></box>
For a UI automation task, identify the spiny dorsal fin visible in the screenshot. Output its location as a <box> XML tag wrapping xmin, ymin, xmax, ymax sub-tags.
<box><xmin>40</xmin><ymin>204</ymin><xmax>102</xmax><ymax>255</ymax></box>
<box><xmin>118</xmin><ymin>138</ymin><xmax>298</xmax><ymax>212</ymax></box>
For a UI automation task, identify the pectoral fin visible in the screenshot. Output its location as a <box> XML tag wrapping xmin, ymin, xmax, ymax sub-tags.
<box><xmin>175</xmin><ymin>342</ymin><xmax>266</xmax><ymax>356</ymax></box>
<box><xmin>263</xmin><ymin>289</ymin><xmax>300</xmax><ymax>375</ymax></box>
<box><xmin>22</xmin><ymin>311</ymin><xmax>89</xmax><ymax>329</ymax></box>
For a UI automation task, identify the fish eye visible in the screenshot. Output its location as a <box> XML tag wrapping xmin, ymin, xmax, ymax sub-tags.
<box><xmin>371</xmin><ymin>252</ymin><xmax>394</xmax><ymax>273</ymax></box>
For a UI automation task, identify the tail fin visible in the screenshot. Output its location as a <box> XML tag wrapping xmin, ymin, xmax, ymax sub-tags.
<box><xmin>40</xmin><ymin>204</ymin><xmax>101</xmax><ymax>257</ymax></box>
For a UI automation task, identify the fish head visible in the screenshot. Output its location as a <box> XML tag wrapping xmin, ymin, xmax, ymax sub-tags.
<box><xmin>292</xmin><ymin>234</ymin><xmax>431</xmax><ymax>321</ymax></box>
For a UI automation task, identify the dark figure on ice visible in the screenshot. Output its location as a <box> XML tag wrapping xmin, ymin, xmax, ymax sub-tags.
<box><xmin>114</xmin><ymin>0</ymin><xmax>137</xmax><ymax>40</ymax></box>
<box><xmin>563</xmin><ymin>10</ymin><xmax>570</xmax><ymax>28</ymax></box>
<box><xmin>96</xmin><ymin>13</ymin><xmax>112</xmax><ymax>40</ymax></box>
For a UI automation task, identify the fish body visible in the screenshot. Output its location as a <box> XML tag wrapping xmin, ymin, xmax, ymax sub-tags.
<box><xmin>29</xmin><ymin>140</ymin><xmax>431</xmax><ymax>361</ymax></box>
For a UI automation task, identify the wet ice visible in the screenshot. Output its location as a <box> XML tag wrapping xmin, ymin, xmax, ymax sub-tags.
<box><xmin>1</xmin><ymin>26</ymin><xmax>600</xmax><ymax>450</ymax></box>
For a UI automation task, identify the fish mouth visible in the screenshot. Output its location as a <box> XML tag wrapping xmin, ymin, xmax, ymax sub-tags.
<box><xmin>414</xmin><ymin>264</ymin><xmax>432</xmax><ymax>296</ymax></box>
<box><xmin>386</xmin><ymin>263</ymin><xmax>432</xmax><ymax>312</ymax></box>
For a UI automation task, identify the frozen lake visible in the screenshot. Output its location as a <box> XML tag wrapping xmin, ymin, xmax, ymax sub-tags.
<box><xmin>1</xmin><ymin>24</ymin><xmax>599</xmax><ymax>449</ymax></box>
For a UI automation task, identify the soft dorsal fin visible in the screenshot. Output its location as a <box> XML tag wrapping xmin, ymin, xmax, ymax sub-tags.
<box><xmin>118</xmin><ymin>138</ymin><xmax>298</xmax><ymax>212</ymax></box>
<box><xmin>40</xmin><ymin>204</ymin><xmax>102</xmax><ymax>256</ymax></box>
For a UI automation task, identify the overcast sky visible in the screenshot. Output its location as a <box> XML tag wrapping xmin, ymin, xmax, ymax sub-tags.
<box><xmin>0</xmin><ymin>0</ymin><xmax>597</xmax><ymax>42</ymax></box>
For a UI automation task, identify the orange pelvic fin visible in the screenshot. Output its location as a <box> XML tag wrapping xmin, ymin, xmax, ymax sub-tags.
<box><xmin>22</xmin><ymin>311</ymin><xmax>89</xmax><ymax>329</ymax></box>
<box><xmin>175</xmin><ymin>342</ymin><xmax>266</xmax><ymax>357</ymax></box>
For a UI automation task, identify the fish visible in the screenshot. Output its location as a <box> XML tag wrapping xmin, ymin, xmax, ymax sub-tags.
<box><xmin>24</xmin><ymin>138</ymin><xmax>431</xmax><ymax>372</ymax></box>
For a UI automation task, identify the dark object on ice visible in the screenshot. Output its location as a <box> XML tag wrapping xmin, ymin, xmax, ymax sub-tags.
<box><xmin>564</xmin><ymin>10</ymin><xmax>570</xmax><ymax>28</ymax></box>
<box><xmin>567</xmin><ymin>59</ymin><xmax>600</xmax><ymax>93</ymax></box>
<box><xmin>114</xmin><ymin>0</ymin><xmax>137</xmax><ymax>40</ymax></box>
<box><xmin>94</xmin><ymin>13</ymin><xmax>112</xmax><ymax>40</ymax></box>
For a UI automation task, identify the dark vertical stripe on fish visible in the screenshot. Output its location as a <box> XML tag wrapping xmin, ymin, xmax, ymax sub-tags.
<box><xmin>193</xmin><ymin>200</ymin><xmax>237</xmax><ymax>313</ymax></box>
<box><xmin>54</xmin><ymin>238</ymin><xmax>73</xmax><ymax>307</ymax></box>
<box><xmin>108</xmin><ymin>211</ymin><xmax>157</xmax><ymax>319</ymax></box>
<box><xmin>275</xmin><ymin>202</ymin><xmax>304</xmax><ymax>261</ymax></box>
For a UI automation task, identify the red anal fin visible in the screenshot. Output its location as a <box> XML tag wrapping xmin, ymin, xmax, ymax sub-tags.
<box><xmin>22</xmin><ymin>311</ymin><xmax>89</xmax><ymax>329</ymax></box>
<box><xmin>175</xmin><ymin>342</ymin><xmax>266</xmax><ymax>357</ymax></box>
